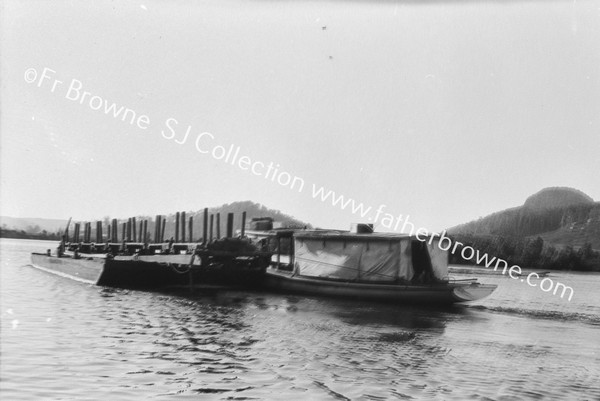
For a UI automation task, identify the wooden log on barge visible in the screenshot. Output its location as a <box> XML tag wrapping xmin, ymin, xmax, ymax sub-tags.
<box><xmin>132</xmin><ymin>217</ymin><xmax>137</xmax><ymax>242</ymax></box>
<box><xmin>226</xmin><ymin>213</ymin><xmax>234</xmax><ymax>238</ymax></box>
<box><xmin>112</xmin><ymin>219</ymin><xmax>118</xmax><ymax>242</ymax></box>
<box><xmin>175</xmin><ymin>212</ymin><xmax>180</xmax><ymax>243</ymax></box>
<box><xmin>181</xmin><ymin>211</ymin><xmax>186</xmax><ymax>244</ymax></box>
<box><xmin>203</xmin><ymin>208</ymin><xmax>208</xmax><ymax>245</ymax></box>
<box><xmin>96</xmin><ymin>221</ymin><xmax>102</xmax><ymax>243</ymax></box>
<box><xmin>155</xmin><ymin>215</ymin><xmax>162</xmax><ymax>244</ymax></box>
<box><xmin>143</xmin><ymin>220</ymin><xmax>148</xmax><ymax>243</ymax></box>
<box><xmin>73</xmin><ymin>222</ymin><xmax>80</xmax><ymax>243</ymax></box>
<box><xmin>241</xmin><ymin>212</ymin><xmax>246</xmax><ymax>237</ymax></box>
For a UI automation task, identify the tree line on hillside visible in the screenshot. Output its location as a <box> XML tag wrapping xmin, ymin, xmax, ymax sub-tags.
<box><xmin>452</xmin><ymin>203</ymin><xmax>600</xmax><ymax>238</ymax></box>
<box><xmin>448</xmin><ymin>234</ymin><xmax>600</xmax><ymax>271</ymax></box>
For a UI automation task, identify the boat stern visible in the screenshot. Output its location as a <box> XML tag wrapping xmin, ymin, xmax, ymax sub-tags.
<box><xmin>452</xmin><ymin>283</ymin><xmax>498</xmax><ymax>302</ymax></box>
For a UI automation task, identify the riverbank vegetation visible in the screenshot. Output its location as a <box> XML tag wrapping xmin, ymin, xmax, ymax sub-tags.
<box><xmin>0</xmin><ymin>228</ymin><xmax>62</xmax><ymax>241</ymax></box>
<box><xmin>449</xmin><ymin>234</ymin><xmax>600</xmax><ymax>272</ymax></box>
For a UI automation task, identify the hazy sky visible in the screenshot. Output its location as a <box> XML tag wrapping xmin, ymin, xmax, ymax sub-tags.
<box><xmin>1</xmin><ymin>0</ymin><xmax>599</xmax><ymax>232</ymax></box>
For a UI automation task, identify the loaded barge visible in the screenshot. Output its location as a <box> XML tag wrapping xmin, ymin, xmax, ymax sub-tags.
<box><xmin>31</xmin><ymin>210</ymin><xmax>270</xmax><ymax>290</ymax></box>
<box><xmin>31</xmin><ymin>213</ymin><xmax>497</xmax><ymax>304</ymax></box>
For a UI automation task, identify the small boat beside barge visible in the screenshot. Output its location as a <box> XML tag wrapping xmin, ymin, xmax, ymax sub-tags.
<box><xmin>249</xmin><ymin>225</ymin><xmax>497</xmax><ymax>304</ymax></box>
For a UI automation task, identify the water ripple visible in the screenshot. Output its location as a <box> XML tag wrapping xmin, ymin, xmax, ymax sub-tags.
<box><xmin>2</xmin><ymin>239</ymin><xmax>599</xmax><ymax>400</ymax></box>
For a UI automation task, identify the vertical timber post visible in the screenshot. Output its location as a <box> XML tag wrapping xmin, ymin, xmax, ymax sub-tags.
<box><xmin>216</xmin><ymin>213</ymin><xmax>221</xmax><ymax>239</ymax></box>
<box><xmin>132</xmin><ymin>217</ymin><xmax>137</xmax><ymax>243</ymax></box>
<box><xmin>96</xmin><ymin>221</ymin><xmax>102</xmax><ymax>243</ymax></box>
<box><xmin>189</xmin><ymin>216</ymin><xmax>193</xmax><ymax>243</ymax></box>
<box><xmin>226</xmin><ymin>213</ymin><xmax>234</xmax><ymax>238</ymax></box>
<box><xmin>203</xmin><ymin>208</ymin><xmax>208</xmax><ymax>246</ymax></box>
<box><xmin>175</xmin><ymin>212</ymin><xmax>180</xmax><ymax>243</ymax></box>
<box><xmin>241</xmin><ymin>212</ymin><xmax>246</xmax><ymax>237</ymax></box>
<box><xmin>155</xmin><ymin>215</ymin><xmax>161</xmax><ymax>244</ymax></box>
<box><xmin>181</xmin><ymin>211</ymin><xmax>186</xmax><ymax>243</ymax></box>
<box><xmin>112</xmin><ymin>219</ymin><xmax>118</xmax><ymax>242</ymax></box>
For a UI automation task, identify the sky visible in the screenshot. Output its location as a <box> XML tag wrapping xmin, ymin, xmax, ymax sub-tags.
<box><xmin>1</xmin><ymin>0</ymin><xmax>599</xmax><ymax>233</ymax></box>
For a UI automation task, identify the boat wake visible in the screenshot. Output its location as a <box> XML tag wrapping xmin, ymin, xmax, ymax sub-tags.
<box><xmin>466</xmin><ymin>304</ymin><xmax>600</xmax><ymax>326</ymax></box>
<box><xmin>28</xmin><ymin>263</ymin><xmax>96</xmax><ymax>285</ymax></box>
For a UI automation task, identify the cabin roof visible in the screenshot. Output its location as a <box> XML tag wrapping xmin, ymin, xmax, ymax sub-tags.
<box><xmin>245</xmin><ymin>228</ymin><xmax>429</xmax><ymax>241</ymax></box>
<box><xmin>294</xmin><ymin>230</ymin><xmax>412</xmax><ymax>241</ymax></box>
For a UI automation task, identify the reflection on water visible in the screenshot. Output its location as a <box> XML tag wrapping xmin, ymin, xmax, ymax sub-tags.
<box><xmin>1</xmin><ymin>239</ymin><xmax>599</xmax><ymax>400</ymax></box>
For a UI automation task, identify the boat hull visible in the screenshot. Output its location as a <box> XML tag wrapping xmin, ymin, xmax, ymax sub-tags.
<box><xmin>31</xmin><ymin>253</ymin><xmax>192</xmax><ymax>288</ymax></box>
<box><xmin>30</xmin><ymin>253</ymin><xmax>265</xmax><ymax>290</ymax></box>
<box><xmin>31</xmin><ymin>253</ymin><xmax>105</xmax><ymax>285</ymax></box>
<box><xmin>263</xmin><ymin>269</ymin><xmax>497</xmax><ymax>304</ymax></box>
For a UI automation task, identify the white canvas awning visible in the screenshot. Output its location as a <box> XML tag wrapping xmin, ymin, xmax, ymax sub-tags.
<box><xmin>294</xmin><ymin>236</ymin><xmax>413</xmax><ymax>282</ymax></box>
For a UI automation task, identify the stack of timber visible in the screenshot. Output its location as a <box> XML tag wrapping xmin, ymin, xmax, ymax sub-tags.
<box><xmin>30</xmin><ymin>210</ymin><xmax>271</xmax><ymax>290</ymax></box>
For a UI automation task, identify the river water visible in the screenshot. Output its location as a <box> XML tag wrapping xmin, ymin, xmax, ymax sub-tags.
<box><xmin>1</xmin><ymin>238</ymin><xmax>599</xmax><ymax>400</ymax></box>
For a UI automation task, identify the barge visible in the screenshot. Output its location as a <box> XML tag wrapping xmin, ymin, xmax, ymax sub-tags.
<box><xmin>30</xmin><ymin>211</ymin><xmax>270</xmax><ymax>290</ymax></box>
<box><xmin>31</xmin><ymin>241</ymin><xmax>270</xmax><ymax>290</ymax></box>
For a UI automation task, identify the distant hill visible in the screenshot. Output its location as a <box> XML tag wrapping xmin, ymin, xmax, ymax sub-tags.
<box><xmin>449</xmin><ymin>187</ymin><xmax>600</xmax><ymax>249</ymax></box>
<box><xmin>157</xmin><ymin>200</ymin><xmax>311</xmax><ymax>241</ymax></box>
<box><xmin>523</xmin><ymin>187</ymin><xmax>594</xmax><ymax>211</ymax></box>
<box><xmin>448</xmin><ymin>187</ymin><xmax>600</xmax><ymax>271</ymax></box>
<box><xmin>0</xmin><ymin>201</ymin><xmax>311</xmax><ymax>241</ymax></box>
<box><xmin>0</xmin><ymin>216</ymin><xmax>68</xmax><ymax>234</ymax></box>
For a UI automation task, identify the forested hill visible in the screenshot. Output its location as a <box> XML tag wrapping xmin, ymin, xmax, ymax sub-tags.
<box><xmin>448</xmin><ymin>187</ymin><xmax>600</xmax><ymax>248</ymax></box>
<box><xmin>447</xmin><ymin>187</ymin><xmax>600</xmax><ymax>271</ymax></box>
<box><xmin>168</xmin><ymin>200</ymin><xmax>311</xmax><ymax>235</ymax></box>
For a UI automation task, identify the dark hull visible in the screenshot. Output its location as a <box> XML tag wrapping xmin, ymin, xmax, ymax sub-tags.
<box><xmin>263</xmin><ymin>269</ymin><xmax>497</xmax><ymax>304</ymax></box>
<box><xmin>30</xmin><ymin>253</ymin><xmax>264</xmax><ymax>290</ymax></box>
